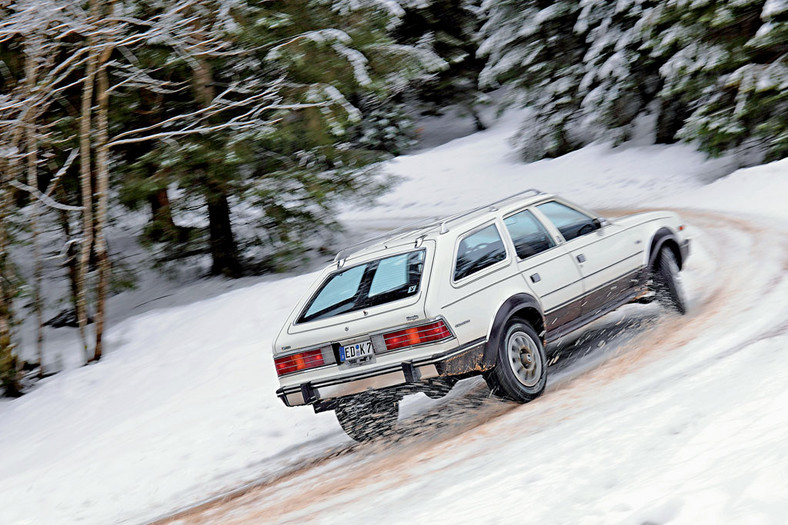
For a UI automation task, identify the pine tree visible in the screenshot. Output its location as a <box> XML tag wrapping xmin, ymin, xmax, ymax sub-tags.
<box><xmin>126</xmin><ymin>0</ymin><xmax>444</xmax><ymax>272</ymax></box>
<box><xmin>394</xmin><ymin>0</ymin><xmax>486</xmax><ymax>129</ymax></box>
<box><xmin>574</xmin><ymin>0</ymin><xmax>663</xmax><ymax>144</ymax></box>
<box><xmin>644</xmin><ymin>0</ymin><xmax>786</xmax><ymax>162</ymax></box>
<box><xmin>479</xmin><ymin>0</ymin><xmax>589</xmax><ymax>160</ymax></box>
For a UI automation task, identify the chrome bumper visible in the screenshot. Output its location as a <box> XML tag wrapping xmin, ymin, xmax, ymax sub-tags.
<box><xmin>275</xmin><ymin>337</ymin><xmax>487</xmax><ymax>408</ymax></box>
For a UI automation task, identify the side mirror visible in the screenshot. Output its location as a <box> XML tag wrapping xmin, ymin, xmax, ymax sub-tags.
<box><xmin>593</xmin><ymin>217</ymin><xmax>609</xmax><ymax>229</ymax></box>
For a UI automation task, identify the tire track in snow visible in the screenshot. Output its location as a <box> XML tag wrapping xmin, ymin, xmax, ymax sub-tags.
<box><xmin>154</xmin><ymin>209</ymin><xmax>788</xmax><ymax>525</ymax></box>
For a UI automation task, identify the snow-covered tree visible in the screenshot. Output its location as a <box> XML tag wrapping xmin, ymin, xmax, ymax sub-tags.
<box><xmin>394</xmin><ymin>0</ymin><xmax>486</xmax><ymax>129</ymax></box>
<box><xmin>644</xmin><ymin>0</ymin><xmax>786</xmax><ymax>162</ymax></box>
<box><xmin>1</xmin><ymin>0</ymin><xmax>88</xmax><ymax>368</ymax></box>
<box><xmin>479</xmin><ymin>0</ymin><xmax>589</xmax><ymax>160</ymax></box>
<box><xmin>125</xmin><ymin>0</ymin><xmax>444</xmax><ymax>273</ymax></box>
<box><xmin>575</xmin><ymin>0</ymin><xmax>663</xmax><ymax>144</ymax></box>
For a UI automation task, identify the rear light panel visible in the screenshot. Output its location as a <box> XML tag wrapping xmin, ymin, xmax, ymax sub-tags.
<box><xmin>382</xmin><ymin>320</ymin><xmax>453</xmax><ymax>352</ymax></box>
<box><xmin>275</xmin><ymin>348</ymin><xmax>327</xmax><ymax>377</ymax></box>
<box><xmin>275</xmin><ymin>319</ymin><xmax>453</xmax><ymax>377</ymax></box>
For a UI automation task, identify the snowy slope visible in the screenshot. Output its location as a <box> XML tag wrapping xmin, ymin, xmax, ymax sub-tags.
<box><xmin>1</xmin><ymin>111</ymin><xmax>786</xmax><ymax>525</ymax></box>
<box><xmin>344</xmin><ymin>110</ymin><xmax>739</xmax><ymax>223</ymax></box>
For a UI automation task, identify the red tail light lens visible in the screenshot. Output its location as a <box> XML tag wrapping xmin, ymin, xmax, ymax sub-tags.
<box><xmin>383</xmin><ymin>320</ymin><xmax>452</xmax><ymax>351</ymax></box>
<box><xmin>274</xmin><ymin>349</ymin><xmax>325</xmax><ymax>377</ymax></box>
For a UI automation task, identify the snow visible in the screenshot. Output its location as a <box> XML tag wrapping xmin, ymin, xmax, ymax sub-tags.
<box><xmin>668</xmin><ymin>157</ymin><xmax>788</xmax><ymax>220</ymax></box>
<box><xmin>763</xmin><ymin>0</ymin><xmax>788</xmax><ymax>17</ymax></box>
<box><xmin>345</xmin><ymin>109</ymin><xmax>736</xmax><ymax>223</ymax></box>
<box><xmin>1</xmin><ymin>109</ymin><xmax>788</xmax><ymax>524</ymax></box>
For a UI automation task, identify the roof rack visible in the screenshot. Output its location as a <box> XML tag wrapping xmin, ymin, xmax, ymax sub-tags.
<box><xmin>333</xmin><ymin>216</ymin><xmax>442</xmax><ymax>263</ymax></box>
<box><xmin>332</xmin><ymin>188</ymin><xmax>545</xmax><ymax>264</ymax></box>
<box><xmin>438</xmin><ymin>188</ymin><xmax>544</xmax><ymax>234</ymax></box>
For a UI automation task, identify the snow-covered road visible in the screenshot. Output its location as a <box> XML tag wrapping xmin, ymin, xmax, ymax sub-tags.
<box><xmin>159</xmin><ymin>209</ymin><xmax>788</xmax><ymax>525</ymax></box>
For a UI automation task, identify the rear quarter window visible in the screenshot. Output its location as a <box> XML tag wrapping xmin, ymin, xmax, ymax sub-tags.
<box><xmin>454</xmin><ymin>224</ymin><xmax>507</xmax><ymax>281</ymax></box>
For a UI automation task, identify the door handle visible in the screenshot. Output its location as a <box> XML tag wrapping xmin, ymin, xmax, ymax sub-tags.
<box><xmin>576</xmin><ymin>254</ymin><xmax>586</xmax><ymax>263</ymax></box>
<box><xmin>530</xmin><ymin>273</ymin><xmax>541</xmax><ymax>283</ymax></box>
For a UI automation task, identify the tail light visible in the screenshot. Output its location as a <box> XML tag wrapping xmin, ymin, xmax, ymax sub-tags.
<box><xmin>274</xmin><ymin>349</ymin><xmax>325</xmax><ymax>377</ymax></box>
<box><xmin>383</xmin><ymin>320</ymin><xmax>452</xmax><ymax>351</ymax></box>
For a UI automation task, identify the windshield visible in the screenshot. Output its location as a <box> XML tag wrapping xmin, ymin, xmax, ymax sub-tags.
<box><xmin>298</xmin><ymin>250</ymin><xmax>426</xmax><ymax>323</ymax></box>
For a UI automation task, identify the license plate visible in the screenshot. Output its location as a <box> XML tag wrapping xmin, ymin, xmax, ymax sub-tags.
<box><xmin>339</xmin><ymin>341</ymin><xmax>374</xmax><ymax>363</ymax></box>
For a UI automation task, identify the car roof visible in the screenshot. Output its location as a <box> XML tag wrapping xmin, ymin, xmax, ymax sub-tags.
<box><xmin>336</xmin><ymin>189</ymin><xmax>555</xmax><ymax>265</ymax></box>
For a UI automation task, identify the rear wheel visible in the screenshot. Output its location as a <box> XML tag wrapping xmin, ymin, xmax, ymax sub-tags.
<box><xmin>334</xmin><ymin>392</ymin><xmax>399</xmax><ymax>442</ymax></box>
<box><xmin>485</xmin><ymin>321</ymin><xmax>547</xmax><ymax>403</ymax></box>
<box><xmin>653</xmin><ymin>247</ymin><xmax>687</xmax><ymax>314</ymax></box>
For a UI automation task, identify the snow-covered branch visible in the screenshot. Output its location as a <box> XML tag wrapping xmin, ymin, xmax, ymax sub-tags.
<box><xmin>8</xmin><ymin>179</ymin><xmax>83</xmax><ymax>212</ymax></box>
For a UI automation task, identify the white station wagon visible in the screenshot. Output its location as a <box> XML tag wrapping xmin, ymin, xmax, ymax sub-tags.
<box><xmin>273</xmin><ymin>190</ymin><xmax>689</xmax><ymax>441</ymax></box>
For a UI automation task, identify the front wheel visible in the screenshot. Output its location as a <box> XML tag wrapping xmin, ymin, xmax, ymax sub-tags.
<box><xmin>335</xmin><ymin>392</ymin><xmax>399</xmax><ymax>442</ymax></box>
<box><xmin>485</xmin><ymin>321</ymin><xmax>547</xmax><ymax>403</ymax></box>
<box><xmin>653</xmin><ymin>247</ymin><xmax>687</xmax><ymax>315</ymax></box>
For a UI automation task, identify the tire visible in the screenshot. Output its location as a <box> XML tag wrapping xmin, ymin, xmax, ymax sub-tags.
<box><xmin>334</xmin><ymin>392</ymin><xmax>399</xmax><ymax>442</ymax></box>
<box><xmin>484</xmin><ymin>321</ymin><xmax>547</xmax><ymax>403</ymax></box>
<box><xmin>653</xmin><ymin>247</ymin><xmax>687</xmax><ymax>315</ymax></box>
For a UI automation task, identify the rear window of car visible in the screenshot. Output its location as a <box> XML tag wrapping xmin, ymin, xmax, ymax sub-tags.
<box><xmin>454</xmin><ymin>224</ymin><xmax>507</xmax><ymax>281</ymax></box>
<box><xmin>298</xmin><ymin>250</ymin><xmax>425</xmax><ymax>323</ymax></box>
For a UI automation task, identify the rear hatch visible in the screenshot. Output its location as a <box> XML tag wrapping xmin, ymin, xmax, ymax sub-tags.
<box><xmin>274</xmin><ymin>242</ymin><xmax>435</xmax><ymax>358</ymax></box>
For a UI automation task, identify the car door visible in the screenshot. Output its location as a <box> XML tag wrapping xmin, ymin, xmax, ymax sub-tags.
<box><xmin>533</xmin><ymin>200</ymin><xmax>642</xmax><ymax>317</ymax></box>
<box><xmin>502</xmin><ymin>208</ymin><xmax>584</xmax><ymax>332</ymax></box>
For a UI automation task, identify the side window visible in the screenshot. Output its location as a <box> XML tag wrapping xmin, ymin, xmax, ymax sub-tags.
<box><xmin>504</xmin><ymin>210</ymin><xmax>556</xmax><ymax>259</ymax></box>
<box><xmin>536</xmin><ymin>201</ymin><xmax>599</xmax><ymax>242</ymax></box>
<box><xmin>454</xmin><ymin>224</ymin><xmax>507</xmax><ymax>281</ymax></box>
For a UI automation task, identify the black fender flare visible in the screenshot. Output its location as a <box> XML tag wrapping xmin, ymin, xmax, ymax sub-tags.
<box><xmin>648</xmin><ymin>227</ymin><xmax>683</xmax><ymax>270</ymax></box>
<box><xmin>482</xmin><ymin>293</ymin><xmax>544</xmax><ymax>368</ymax></box>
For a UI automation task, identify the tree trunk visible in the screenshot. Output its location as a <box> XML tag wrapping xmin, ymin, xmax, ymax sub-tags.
<box><xmin>467</xmin><ymin>105</ymin><xmax>486</xmax><ymax>132</ymax></box>
<box><xmin>57</xmin><ymin>208</ymin><xmax>80</xmax><ymax>317</ymax></box>
<box><xmin>77</xmin><ymin>46</ymin><xmax>97</xmax><ymax>364</ymax></box>
<box><xmin>24</xmin><ymin>44</ymin><xmax>44</xmax><ymax>374</ymax></box>
<box><xmin>0</xmin><ymin>155</ymin><xmax>21</xmax><ymax>395</ymax></box>
<box><xmin>207</xmin><ymin>188</ymin><xmax>242</xmax><ymax>277</ymax></box>
<box><xmin>147</xmin><ymin>185</ymin><xmax>176</xmax><ymax>242</ymax></box>
<box><xmin>92</xmin><ymin>57</ymin><xmax>110</xmax><ymax>362</ymax></box>
<box><xmin>192</xmin><ymin>56</ymin><xmax>242</xmax><ymax>277</ymax></box>
<box><xmin>656</xmin><ymin>98</ymin><xmax>688</xmax><ymax>144</ymax></box>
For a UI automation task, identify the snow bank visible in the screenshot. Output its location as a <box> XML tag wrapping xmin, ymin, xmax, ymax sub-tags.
<box><xmin>667</xmin><ymin>157</ymin><xmax>788</xmax><ymax>220</ymax></box>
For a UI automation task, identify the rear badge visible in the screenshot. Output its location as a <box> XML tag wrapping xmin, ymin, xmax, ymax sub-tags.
<box><xmin>345</xmin><ymin>326</ymin><xmax>349</xmax><ymax>332</ymax></box>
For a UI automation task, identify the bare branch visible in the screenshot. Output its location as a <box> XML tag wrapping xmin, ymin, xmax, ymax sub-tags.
<box><xmin>43</xmin><ymin>148</ymin><xmax>79</xmax><ymax>199</ymax></box>
<box><xmin>8</xmin><ymin>179</ymin><xmax>83</xmax><ymax>212</ymax></box>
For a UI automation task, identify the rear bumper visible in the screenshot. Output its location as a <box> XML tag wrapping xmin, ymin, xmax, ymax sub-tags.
<box><xmin>275</xmin><ymin>337</ymin><xmax>487</xmax><ymax>408</ymax></box>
